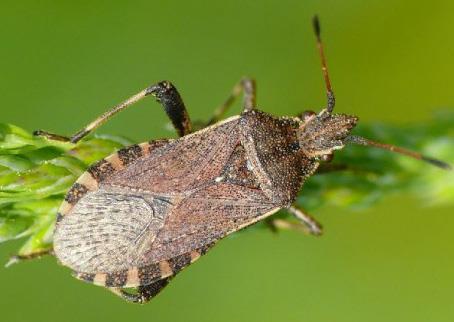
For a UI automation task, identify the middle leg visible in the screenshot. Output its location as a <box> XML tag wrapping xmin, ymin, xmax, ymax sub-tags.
<box><xmin>205</xmin><ymin>77</ymin><xmax>256</xmax><ymax>126</ymax></box>
<box><xmin>266</xmin><ymin>206</ymin><xmax>323</xmax><ymax>236</ymax></box>
<box><xmin>286</xmin><ymin>205</ymin><xmax>323</xmax><ymax>236</ymax></box>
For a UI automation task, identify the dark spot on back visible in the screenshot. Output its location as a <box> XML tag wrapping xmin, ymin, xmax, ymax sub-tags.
<box><xmin>76</xmin><ymin>272</ymin><xmax>95</xmax><ymax>283</ymax></box>
<box><xmin>168</xmin><ymin>253</ymin><xmax>191</xmax><ymax>273</ymax></box>
<box><xmin>65</xmin><ymin>183</ymin><xmax>89</xmax><ymax>204</ymax></box>
<box><xmin>118</xmin><ymin>144</ymin><xmax>142</xmax><ymax>166</ymax></box>
<box><xmin>88</xmin><ymin>159</ymin><xmax>115</xmax><ymax>182</ymax></box>
<box><xmin>199</xmin><ymin>242</ymin><xmax>215</xmax><ymax>255</ymax></box>
<box><xmin>138</xmin><ymin>263</ymin><xmax>162</xmax><ymax>286</ymax></box>
<box><xmin>105</xmin><ymin>270</ymin><xmax>128</xmax><ymax>287</ymax></box>
<box><xmin>147</xmin><ymin>139</ymin><xmax>170</xmax><ymax>154</ymax></box>
<box><xmin>139</xmin><ymin>278</ymin><xmax>170</xmax><ymax>298</ymax></box>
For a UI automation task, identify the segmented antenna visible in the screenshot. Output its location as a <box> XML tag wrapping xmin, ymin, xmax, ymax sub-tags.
<box><xmin>347</xmin><ymin>135</ymin><xmax>452</xmax><ymax>170</ymax></box>
<box><xmin>312</xmin><ymin>15</ymin><xmax>335</xmax><ymax>113</ymax></box>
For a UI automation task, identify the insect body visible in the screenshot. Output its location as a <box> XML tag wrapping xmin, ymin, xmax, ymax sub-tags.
<box><xmin>36</xmin><ymin>17</ymin><xmax>450</xmax><ymax>303</ymax></box>
<box><xmin>54</xmin><ymin>109</ymin><xmax>336</xmax><ymax>302</ymax></box>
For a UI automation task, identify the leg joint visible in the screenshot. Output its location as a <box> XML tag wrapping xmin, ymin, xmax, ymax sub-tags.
<box><xmin>145</xmin><ymin>81</ymin><xmax>175</xmax><ymax>98</ymax></box>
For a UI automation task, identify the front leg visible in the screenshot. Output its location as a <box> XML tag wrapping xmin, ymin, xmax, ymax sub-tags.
<box><xmin>34</xmin><ymin>81</ymin><xmax>192</xmax><ymax>143</ymax></box>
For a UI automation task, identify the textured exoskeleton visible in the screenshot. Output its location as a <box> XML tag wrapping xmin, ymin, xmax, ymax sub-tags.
<box><xmin>53</xmin><ymin>103</ymin><xmax>357</xmax><ymax>301</ymax></box>
<box><xmin>42</xmin><ymin>17</ymin><xmax>449</xmax><ymax>303</ymax></box>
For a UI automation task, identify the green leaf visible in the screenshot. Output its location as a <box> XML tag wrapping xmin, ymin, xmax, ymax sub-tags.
<box><xmin>0</xmin><ymin>155</ymin><xmax>35</xmax><ymax>172</ymax></box>
<box><xmin>0</xmin><ymin>213</ymin><xmax>35</xmax><ymax>242</ymax></box>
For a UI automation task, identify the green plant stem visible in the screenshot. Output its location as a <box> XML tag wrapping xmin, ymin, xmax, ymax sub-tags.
<box><xmin>0</xmin><ymin>112</ymin><xmax>452</xmax><ymax>261</ymax></box>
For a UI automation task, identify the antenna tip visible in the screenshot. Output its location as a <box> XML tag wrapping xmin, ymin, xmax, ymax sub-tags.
<box><xmin>312</xmin><ymin>15</ymin><xmax>321</xmax><ymax>39</ymax></box>
<box><xmin>422</xmin><ymin>156</ymin><xmax>452</xmax><ymax>170</ymax></box>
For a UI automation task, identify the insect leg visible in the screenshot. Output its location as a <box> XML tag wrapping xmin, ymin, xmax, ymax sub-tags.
<box><xmin>286</xmin><ymin>206</ymin><xmax>323</xmax><ymax>236</ymax></box>
<box><xmin>109</xmin><ymin>277</ymin><xmax>171</xmax><ymax>304</ymax></box>
<box><xmin>34</xmin><ymin>81</ymin><xmax>192</xmax><ymax>143</ymax></box>
<box><xmin>32</xmin><ymin>130</ymin><xmax>72</xmax><ymax>142</ymax></box>
<box><xmin>5</xmin><ymin>248</ymin><xmax>54</xmax><ymax>267</ymax></box>
<box><xmin>205</xmin><ymin>77</ymin><xmax>256</xmax><ymax>126</ymax></box>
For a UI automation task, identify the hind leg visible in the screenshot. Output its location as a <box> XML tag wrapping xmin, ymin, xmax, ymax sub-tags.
<box><xmin>34</xmin><ymin>81</ymin><xmax>192</xmax><ymax>142</ymax></box>
<box><xmin>109</xmin><ymin>277</ymin><xmax>171</xmax><ymax>304</ymax></box>
<box><xmin>5</xmin><ymin>248</ymin><xmax>54</xmax><ymax>267</ymax></box>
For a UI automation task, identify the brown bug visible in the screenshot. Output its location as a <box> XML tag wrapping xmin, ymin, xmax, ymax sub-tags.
<box><xmin>34</xmin><ymin>16</ymin><xmax>450</xmax><ymax>303</ymax></box>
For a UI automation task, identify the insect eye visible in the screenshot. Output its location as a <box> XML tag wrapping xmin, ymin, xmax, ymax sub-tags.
<box><xmin>288</xmin><ymin>142</ymin><xmax>300</xmax><ymax>152</ymax></box>
<box><xmin>320</xmin><ymin>153</ymin><xmax>334</xmax><ymax>162</ymax></box>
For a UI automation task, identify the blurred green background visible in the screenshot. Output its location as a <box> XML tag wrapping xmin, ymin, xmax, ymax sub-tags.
<box><xmin>1</xmin><ymin>1</ymin><xmax>453</xmax><ymax>321</ymax></box>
